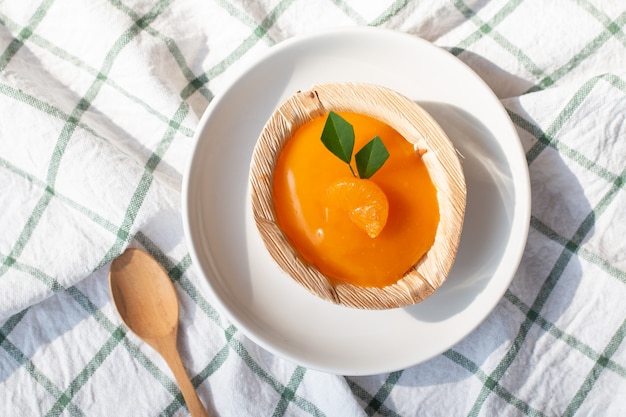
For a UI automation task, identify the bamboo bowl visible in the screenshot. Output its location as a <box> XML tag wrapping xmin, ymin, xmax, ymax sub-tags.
<box><xmin>250</xmin><ymin>83</ymin><xmax>466</xmax><ymax>310</ymax></box>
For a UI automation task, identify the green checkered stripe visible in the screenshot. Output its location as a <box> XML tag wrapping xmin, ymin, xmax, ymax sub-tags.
<box><xmin>0</xmin><ymin>0</ymin><xmax>625</xmax><ymax>416</ymax></box>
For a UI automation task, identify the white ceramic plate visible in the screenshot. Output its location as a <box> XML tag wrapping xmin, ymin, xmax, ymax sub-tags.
<box><xmin>183</xmin><ymin>27</ymin><xmax>530</xmax><ymax>376</ymax></box>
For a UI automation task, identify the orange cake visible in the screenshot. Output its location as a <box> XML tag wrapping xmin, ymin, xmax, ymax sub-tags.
<box><xmin>250</xmin><ymin>83</ymin><xmax>465</xmax><ymax>309</ymax></box>
<box><xmin>272</xmin><ymin>112</ymin><xmax>439</xmax><ymax>288</ymax></box>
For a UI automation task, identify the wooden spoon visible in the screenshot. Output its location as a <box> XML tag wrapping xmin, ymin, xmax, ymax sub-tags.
<box><xmin>109</xmin><ymin>248</ymin><xmax>210</xmax><ymax>417</ymax></box>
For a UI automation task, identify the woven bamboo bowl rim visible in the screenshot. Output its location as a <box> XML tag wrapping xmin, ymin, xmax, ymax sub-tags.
<box><xmin>250</xmin><ymin>82</ymin><xmax>466</xmax><ymax>309</ymax></box>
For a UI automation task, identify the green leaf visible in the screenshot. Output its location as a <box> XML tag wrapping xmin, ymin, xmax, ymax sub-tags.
<box><xmin>355</xmin><ymin>136</ymin><xmax>390</xmax><ymax>179</ymax></box>
<box><xmin>321</xmin><ymin>111</ymin><xmax>354</xmax><ymax>164</ymax></box>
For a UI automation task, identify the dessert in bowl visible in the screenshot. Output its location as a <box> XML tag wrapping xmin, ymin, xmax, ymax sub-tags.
<box><xmin>250</xmin><ymin>82</ymin><xmax>466</xmax><ymax>309</ymax></box>
<box><xmin>183</xmin><ymin>28</ymin><xmax>531</xmax><ymax>373</ymax></box>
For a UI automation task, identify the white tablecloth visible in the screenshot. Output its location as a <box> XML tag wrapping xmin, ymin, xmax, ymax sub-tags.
<box><xmin>1</xmin><ymin>1</ymin><xmax>625</xmax><ymax>416</ymax></box>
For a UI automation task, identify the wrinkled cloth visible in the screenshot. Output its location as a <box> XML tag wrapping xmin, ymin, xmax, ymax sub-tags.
<box><xmin>1</xmin><ymin>1</ymin><xmax>625</xmax><ymax>416</ymax></box>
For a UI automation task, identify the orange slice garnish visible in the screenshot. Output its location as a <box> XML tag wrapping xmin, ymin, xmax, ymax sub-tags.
<box><xmin>326</xmin><ymin>177</ymin><xmax>389</xmax><ymax>238</ymax></box>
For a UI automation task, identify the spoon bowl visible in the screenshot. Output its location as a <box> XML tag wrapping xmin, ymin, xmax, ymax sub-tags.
<box><xmin>109</xmin><ymin>248</ymin><xmax>210</xmax><ymax>417</ymax></box>
<box><xmin>109</xmin><ymin>248</ymin><xmax>178</xmax><ymax>339</ymax></box>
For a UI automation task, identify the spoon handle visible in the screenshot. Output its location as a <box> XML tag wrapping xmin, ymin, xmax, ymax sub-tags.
<box><xmin>159</xmin><ymin>334</ymin><xmax>210</xmax><ymax>417</ymax></box>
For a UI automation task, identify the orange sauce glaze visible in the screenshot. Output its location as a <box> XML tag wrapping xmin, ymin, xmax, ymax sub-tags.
<box><xmin>272</xmin><ymin>112</ymin><xmax>439</xmax><ymax>288</ymax></box>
